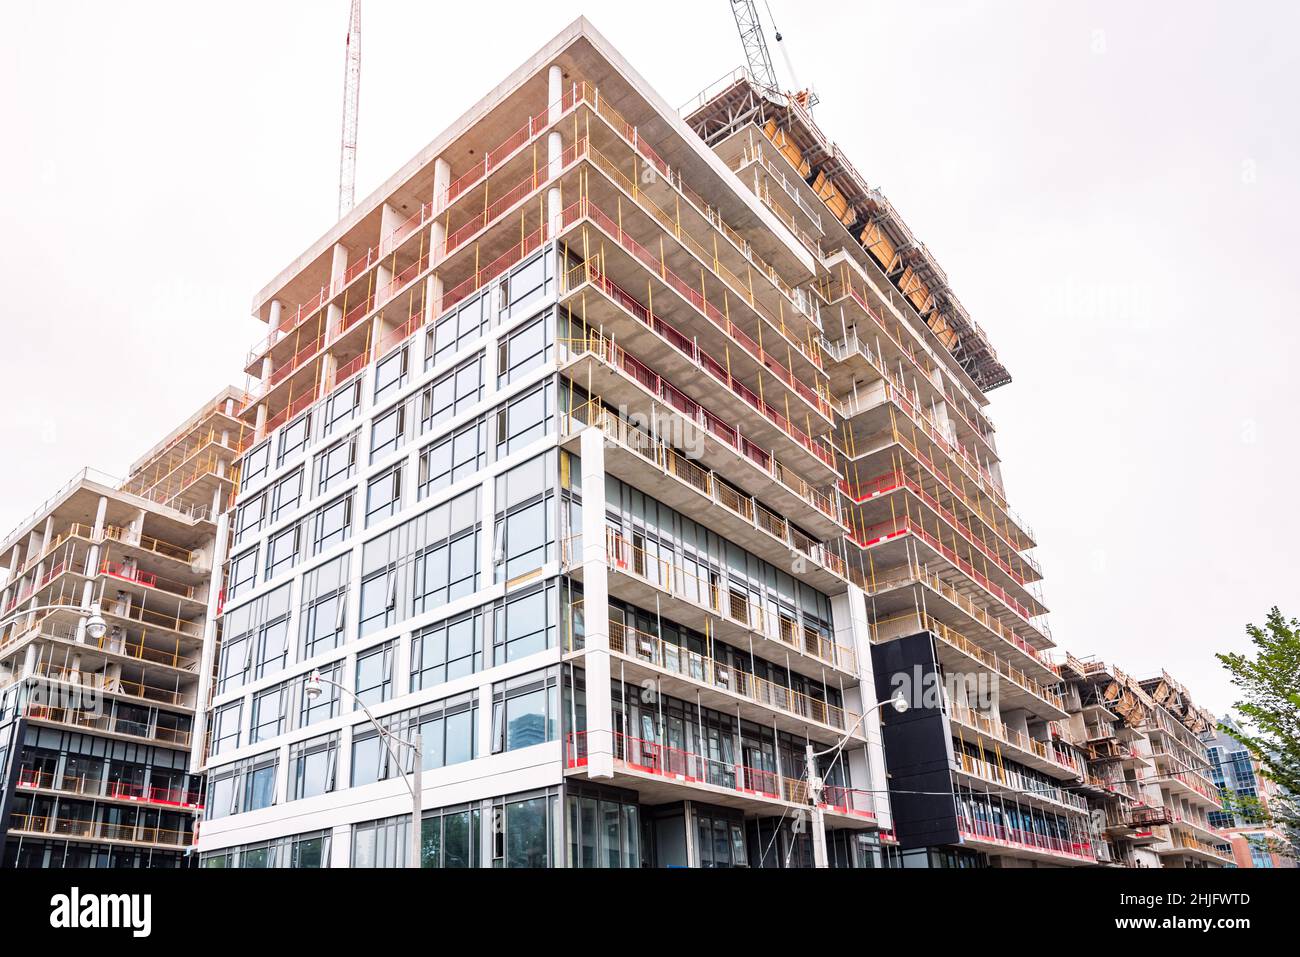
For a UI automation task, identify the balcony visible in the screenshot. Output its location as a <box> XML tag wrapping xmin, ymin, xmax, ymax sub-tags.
<box><xmin>558</xmin><ymin>324</ymin><xmax>839</xmax><ymax>484</ymax></box>
<box><xmin>16</xmin><ymin>768</ymin><xmax>202</xmax><ymax>811</ymax></box>
<box><xmin>26</xmin><ymin>662</ymin><xmax>194</xmax><ymax>710</ymax></box>
<box><xmin>1157</xmin><ymin>831</ymin><xmax>1233</xmax><ymax>865</ymax></box>
<box><xmin>562</xmin><ymin>403</ymin><xmax>845</xmax><ymax>590</ymax></box>
<box><xmin>562</xmin><ymin>530</ymin><xmax>859</xmax><ymax>679</ymax></box>
<box><xmin>1089</xmin><ymin>738</ymin><xmax>1150</xmax><ymax>770</ymax></box>
<box><xmin>100</xmin><ymin>560</ymin><xmax>205</xmax><ymax>604</ymax></box>
<box><xmin>958</xmin><ymin>817</ymin><xmax>1096</xmax><ymax>865</ymax></box>
<box><xmin>948</xmin><ymin>702</ymin><xmax>1080</xmax><ymax>780</ymax></box>
<box><xmin>25</xmin><ymin>704</ymin><xmax>192</xmax><ymax>750</ymax></box>
<box><xmin>100</xmin><ymin>524</ymin><xmax>199</xmax><ymax>566</ymax></box>
<box><xmin>848</xmin><ymin>514</ymin><xmax>1048</xmax><ymax>631</ymax></box>
<box><xmin>0</xmin><ymin>613</ymin><xmax>201</xmax><ymax>673</ymax></box>
<box><xmin>565</xmin><ymin>731</ymin><xmax>878</xmax><ymax>829</ymax></box>
<box><xmin>953</xmin><ymin>751</ymin><xmax>1090</xmax><ymax>816</ymax></box>
<box><xmin>924</xmin><ymin>616</ymin><xmax>1067</xmax><ymax>719</ymax></box>
<box><xmin>7</xmin><ymin>812</ymin><xmax>193</xmax><ymax>849</ymax></box>
<box><xmin>602</xmin><ymin>618</ymin><xmax>864</xmax><ymax>740</ymax></box>
<box><xmin>866</xmin><ymin>567</ymin><xmax>1056</xmax><ymax>680</ymax></box>
<box><xmin>561</xmin><ymin>252</ymin><xmax>835</xmax><ymax>428</ymax></box>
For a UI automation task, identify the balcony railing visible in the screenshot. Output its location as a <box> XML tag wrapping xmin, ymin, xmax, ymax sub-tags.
<box><xmin>25</xmin><ymin>704</ymin><xmax>192</xmax><ymax>748</ymax></box>
<box><xmin>958</xmin><ymin>817</ymin><xmax>1096</xmax><ymax>863</ymax></box>
<box><xmin>949</xmin><ymin>701</ymin><xmax>1078</xmax><ymax>776</ymax></box>
<box><xmin>867</xmin><ymin>566</ymin><xmax>1054</xmax><ymax>674</ymax></box>
<box><xmin>566</xmin><ymin>401</ymin><xmax>843</xmax><ymax>560</ymax></box>
<box><xmin>924</xmin><ymin>616</ymin><xmax>1064</xmax><ymax>714</ymax></box>
<box><xmin>559</xmin><ymin>325</ymin><xmax>836</xmax><ymax>473</ymax></box>
<box><xmin>954</xmin><ymin>750</ymin><xmax>1089</xmax><ymax>814</ymax></box>
<box><xmin>7</xmin><ymin>812</ymin><xmax>193</xmax><ymax>848</ymax></box>
<box><xmin>607</xmin><ymin>619</ymin><xmax>861</xmax><ymax>735</ymax></box>
<box><xmin>100</xmin><ymin>560</ymin><xmax>200</xmax><ymax>602</ymax></box>
<box><xmin>1163</xmin><ymin>830</ymin><xmax>1233</xmax><ymax>863</ymax></box>
<box><xmin>851</xmin><ymin>515</ymin><xmax>1045</xmax><ymax>626</ymax></box>
<box><xmin>564</xmin><ymin>252</ymin><xmax>834</xmax><ymax>421</ymax></box>
<box><xmin>16</xmin><ymin>769</ymin><xmax>202</xmax><ymax>811</ymax></box>
<box><xmin>566</xmin><ymin>530</ymin><xmax>858</xmax><ymax>676</ymax></box>
<box><xmin>566</xmin><ymin>731</ymin><xmax>863</xmax><ymax>816</ymax></box>
<box><xmin>29</xmin><ymin>662</ymin><xmax>191</xmax><ymax>709</ymax></box>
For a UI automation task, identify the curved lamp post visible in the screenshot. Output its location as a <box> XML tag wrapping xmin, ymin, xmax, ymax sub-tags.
<box><xmin>306</xmin><ymin>669</ymin><xmax>423</xmax><ymax>868</ymax></box>
<box><xmin>805</xmin><ymin>690</ymin><xmax>908</xmax><ymax>868</ymax></box>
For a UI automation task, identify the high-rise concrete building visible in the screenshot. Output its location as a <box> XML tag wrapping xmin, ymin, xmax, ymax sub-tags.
<box><xmin>0</xmin><ymin>388</ymin><xmax>246</xmax><ymax>868</ymax></box>
<box><xmin>686</xmin><ymin>61</ymin><xmax>1089</xmax><ymax>870</ymax></box>
<box><xmin>195</xmin><ymin>17</ymin><xmax>1077</xmax><ymax>869</ymax></box>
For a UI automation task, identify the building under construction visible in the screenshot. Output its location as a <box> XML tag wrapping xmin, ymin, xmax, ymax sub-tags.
<box><xmin>1055</xmin><ymin>656</ymin><xmax>1231</xmax><ymax>867</ymax></box>
<box><xmin>186</xmin><ymin>16</ymin><xmax>1104</xmax><ymax>869</ymax></box>
<box><xmin>0</xmin><ymin>389</ymin><xmax>247</xmax><ymax>867</ymax></box>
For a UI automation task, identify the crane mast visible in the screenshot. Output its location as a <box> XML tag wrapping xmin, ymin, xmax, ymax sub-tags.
<box><xmin>338</xmin><ymin>0</ymin><xmax>362</xmax><ymax>219</ymax></box>
<box><xmin>730</xmin><ymin>0</ymin><xmax>779</xmax><ymax>92</ymax></box>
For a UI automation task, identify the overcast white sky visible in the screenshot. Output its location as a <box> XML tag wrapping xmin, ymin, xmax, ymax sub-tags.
<box><xmin>2</xmin><ymin>1</ymin><xmax>1296</xmax><ymax>715</ymax></box>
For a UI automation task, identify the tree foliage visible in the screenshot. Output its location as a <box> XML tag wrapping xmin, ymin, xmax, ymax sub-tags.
<box><xmin>1217</xmin><ymin>606</ymin><xmax>1300</xmax><ymax>857</ymax></box>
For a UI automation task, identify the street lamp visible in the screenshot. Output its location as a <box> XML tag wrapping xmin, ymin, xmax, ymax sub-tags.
<box><xmin>805</xmin><ymin>690</ymin><xmax>908</xmax><ymax>868</ymax></box>
<box><xmin>305</xmin><ymin>669</ymin><xmax>423</xmax><ymax>868</ymax></box>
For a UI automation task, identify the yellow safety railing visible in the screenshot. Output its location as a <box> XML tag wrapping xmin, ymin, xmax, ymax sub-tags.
<box><xmin>8</xmin><ymin>813</ymin><xmax>192</xmax><ymax>847</ymax></box>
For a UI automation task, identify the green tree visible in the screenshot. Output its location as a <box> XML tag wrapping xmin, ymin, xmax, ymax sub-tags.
<box><xmin>1217</xmin><ymin>606</ymin><xmax>1300</xmax><ymax>859</ymax></box>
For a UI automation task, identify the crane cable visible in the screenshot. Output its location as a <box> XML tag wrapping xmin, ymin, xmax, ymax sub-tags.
<box><xmin>763</xmin><ymin>0</ymin><xmax>802</xmax><ymax>91</ymax></box>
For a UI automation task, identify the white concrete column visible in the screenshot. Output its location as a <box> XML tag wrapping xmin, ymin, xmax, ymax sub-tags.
<box><xmin>833</xmin><ymin>584</ymin><xmax>892</xmax><ymax>832</ymax></box>
<box><xmin>423</xmin><ymin>273</ymin><xmax>445</xmax><ymax>330</ymax></box>
<box><xmin>256</xmin><ymin>348</ymin><xmax>274</xmax><ymax>437</ymax></box>
<box><xmin>379</xmin><ymin>204</ymin><xmax>401</xmax><ymax>254</ymax></box>
<box><xmin>22</xmin><ymin>644</ymin><xmax>38</xmax><ymax>678</ymax></box>
<box><xmin>90</xmin><ymin>494</ymin><xmax>108</xmax><ymax>540</ymax></box>
<box><xmin>268</xmin><ymin>299</ymin><xmax>283</xmax><ymax>346</ymax></box>
<box><xmin>545</xmin><ymin>64</ymin><xmax>566</xmax><ymax>239</ymax></box>
<box><xmin>330</xmin><ymin>242</ymin><xmax>349</xmax><ymax>294</ymax></box>
<box><xmin>431</xmin><ymin>156</ymin><xmax>452</xmax><ymax>219</ymax></box>
<box><xmin>189</xmin><ymin>511</ymin><xmax>225</xmax><ymax>773</ymax></box>
<box><xmin>578</xmin><ymin>428</ymin><xmax>613</xmax><ymax>779</ymax></box>
<box><xmin>547</xmin><ymin>136</ymin><xmax>564</xmax><ymax>239</ymax></box>
<box><xmin>547</xmin><ymin>64</ymin><xmax>564</xmax><ymax>124</ymax></box>
<box><xmin>429</xmin><ymin>158</ymin><xmax>451</xmax><ymax>324</ymax></box>
<box><xmin>75</xmin><ymin>579</ymin><xmax>96</xmax><ymax>645</ymax></box>
<box><xmin>324</xmin><ymin>243</ymin><xmax>348</xmax><ymax>393</ymax></box>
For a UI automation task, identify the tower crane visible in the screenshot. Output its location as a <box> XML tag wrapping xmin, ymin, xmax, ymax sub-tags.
<box><xmin>730</xmin><ymin>0</ymin><xmax>780</xmax><ymax>92</ymax></box>
<box><xmin>729</xmin><ymin>0</ymin><xmax>817</xmax><ymax>108</ymax></box>
<box><xmin>337</xmin><ymin>0</ymin><xmax>362</xmax><ymax>219</ymax></box>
